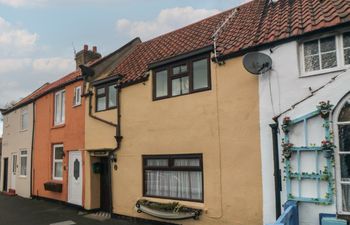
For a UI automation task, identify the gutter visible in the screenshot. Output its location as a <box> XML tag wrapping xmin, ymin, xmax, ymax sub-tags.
<box><xmin>270</xmin><ymin>122</ymin><xmax>282</xmax><ymax>219</ymax></box>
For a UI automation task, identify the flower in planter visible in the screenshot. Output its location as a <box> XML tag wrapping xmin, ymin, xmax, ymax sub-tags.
<box><xmin>321</xmin><ymin>140</ymin><xmax>336</xmax><ymax>158</ymax></box>
<box><xmin>282</xmin><ymin>116</ymin><xmax>292</xmax><ymax>133</ymax></box>
<box><xmin>317</xmin><ymin>101</ymin><xmax>333</xmax><ymax>119</ymax></box>
<box><xmin>282</xmin><ymin>142</ymin><xmax>293</xmax><ymax>159</ymax></box>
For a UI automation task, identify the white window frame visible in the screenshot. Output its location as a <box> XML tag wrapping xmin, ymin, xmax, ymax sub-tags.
<box><xmin>20</xmin><ymin>107</ymin><xmax>29</xmax><ymax>131</ymax></box>
<box><xmin>54</xmin><ymin>90</ymin><xmax>65</xmax><ymax>125</ymax></box>
<box><xmin>300</xmin><ymin>34</ymin><xmax>343</xmax><ymax>77</ymax></box>
<box><xmin>19</xmin><ymin>149</ymin><xmax>28</xmax><ymax>177</ymax></box>
<box><xmin>73</xmin><ymin>86</ymin><xmax>82</xmax><ymax>107</ymax></box>
<box><xmin>52</xmin><ymin>144</ymin><xmax>64</xmax><ymax>181</ymax></box>
<box><xmin>333</xmin><ymin>96</ymin><xmax>350</xmax><ymax>215</ymax></box>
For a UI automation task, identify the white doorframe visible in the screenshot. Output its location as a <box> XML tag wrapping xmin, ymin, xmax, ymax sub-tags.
<box><xmin>10</xmin><ymin>153</ymin><xmax>17</xmax><ymax>190</ymax></box>
<box><xmin>68</xmin><ymin>151</ymin><xmax>83</xmax><ymax>206</ymax></box>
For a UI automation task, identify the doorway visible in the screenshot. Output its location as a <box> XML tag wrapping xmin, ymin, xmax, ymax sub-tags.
<box><xmin>100</xmin><ymin>157</ymin><xmax>111</xmax><ymax>212</ymax></box>
<box><xmin>3</xmin><ymin>158</ymin><xmax>8</xmax><ymax>191</ymax></box>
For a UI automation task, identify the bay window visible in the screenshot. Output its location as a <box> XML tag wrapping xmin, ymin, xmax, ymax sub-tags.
<box><xmin>143</xmin><ymin>154</ymin><xmax>203</xmax><ymax>202</ymax></box>
<box><xmin>153</xmin><ymin>55</ymin><xmax>210</xmax><ymax>100</ymax></box>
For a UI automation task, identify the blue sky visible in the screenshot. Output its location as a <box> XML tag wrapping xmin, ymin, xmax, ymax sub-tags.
<box><xmin>0</xmin><ymin>0</ymin><xmax>245</xmax><ymax>136</ymax></box>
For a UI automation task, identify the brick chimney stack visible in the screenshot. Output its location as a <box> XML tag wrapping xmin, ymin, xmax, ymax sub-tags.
<box><xmin>75</xmin><ymin>44</ymin><xmax>101</xmax><ymax>69</ymax></box>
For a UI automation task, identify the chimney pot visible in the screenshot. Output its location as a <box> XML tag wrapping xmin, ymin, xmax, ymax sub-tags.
<box><xmin>93</xmin><ymin>46</ymin><xmax>97</xmax><ymax>53</ymax></box>
<box><xmin>84</xmin><ymin>44</ymin><xmax>88</xmax><ymax>51</ymax></box>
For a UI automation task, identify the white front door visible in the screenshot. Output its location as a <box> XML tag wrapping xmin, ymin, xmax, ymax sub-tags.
<box><xmin>68</xmin><ymin>151</ymin><xmax>83</xmax><ymax>206</ymax></box>
<box><xmin>11</xmin><ymin>154</ymin><xmax>17</xmax><ymax>190</ymax></box>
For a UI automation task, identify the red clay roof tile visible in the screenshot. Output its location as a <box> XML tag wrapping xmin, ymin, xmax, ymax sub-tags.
<box><xmin>111</xmin><ymin>0</ymin><xmax>350</xmax><ymax>84</ymax></box>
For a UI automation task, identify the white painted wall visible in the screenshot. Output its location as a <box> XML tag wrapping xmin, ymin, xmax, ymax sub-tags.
<box><xmin>259</xmin><ymin>40</ymin><xmax>350</xmax><ymax>225</ymax></box>
<box><xmin>0</xmin><ymin>103</ymin><xmax>33</xmax><ymax>198</ymax></box>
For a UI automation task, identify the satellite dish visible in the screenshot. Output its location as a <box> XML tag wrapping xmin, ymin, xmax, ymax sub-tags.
<box><xmin>243</xmin><ymin>52</ymin><xmax>272</xmax><ymax>75</ymax></box>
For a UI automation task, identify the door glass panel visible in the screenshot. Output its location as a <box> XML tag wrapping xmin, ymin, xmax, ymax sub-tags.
<box><xmin>74</xmin><ymin>159</ymin><xmax>80</xmax><ymax>180</ymax></box>
<box><xmin>340</xmin><ymin>154</ymin><xmax>350</xmax><ymax>182</ymax></box>
<box><xmin>12</xmin><ymin>156</ymin><xmax>17</xmax><ymax>173</ymax></box>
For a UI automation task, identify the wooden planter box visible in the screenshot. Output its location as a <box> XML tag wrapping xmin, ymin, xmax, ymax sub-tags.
<box><xmin>44</xmin><ymin>182</ymin><xmax>62</xmax><ymax>193</ymax></box>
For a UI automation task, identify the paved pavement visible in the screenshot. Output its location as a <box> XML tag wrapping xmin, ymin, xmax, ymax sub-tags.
<box><xmin>0</xmin><ymin>194</ymin><xmax>176</xmax><ymax>225</ymax></box>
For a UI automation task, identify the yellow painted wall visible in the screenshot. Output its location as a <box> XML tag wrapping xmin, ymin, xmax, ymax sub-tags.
<box><xmin>84</xmin><ymin>82</ymin><xmax>117</xmax><ymax>209</ymax></box>
<box><xmin>110</xmin><ymin>56</ymin><xmax>263</xmax><ymax>225</ymax></box>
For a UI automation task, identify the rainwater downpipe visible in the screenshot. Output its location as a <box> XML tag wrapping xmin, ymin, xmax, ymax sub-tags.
<box><xmin>270</xmin><ymin>121</ymin><xmax>282</xmax><ymax>219</ymax></box>
<box><xmin>108</xmin><ymin>78</ymin><xmax>123</xmax><ymax>214</ymax></box>
<box><xmin>30</xmin><ymin>101</ymin><xmax>35</xmax><ymax>198</ymax></box>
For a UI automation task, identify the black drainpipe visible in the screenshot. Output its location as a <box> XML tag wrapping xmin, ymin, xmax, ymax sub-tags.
<box><xmin>30</xmin><ymin>101</ymin><xmax>35</xmax><ymax>198</ymax></box>
<box><xmin>108</xmin><ymin>78</ymin><xmax>123</xmax><ymax>214</ymax></box>
<box><xmin>270</xmin><ymin>122</ymin><xmax>282</xmax><ymax>219</ymax></box>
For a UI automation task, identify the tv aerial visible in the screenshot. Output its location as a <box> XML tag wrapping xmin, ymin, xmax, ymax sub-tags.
<box><xmin>243</xmin><ymin>52</ymin><xmax>272</xmax><ymax>75</ymax></box>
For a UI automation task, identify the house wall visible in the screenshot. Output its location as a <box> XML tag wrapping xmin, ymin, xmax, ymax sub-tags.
<box><xmin>0</xmin><ymin>103</ymin><xmax>33</xmax><ymax>198</ymax></box>
<box><xmin>32</xmin><ymin>81</ymin><xmax>85</xmax><ymax>203</ymax></box>
<box><xmin>258</xmin><ymin>40</ymin><xmax>350</xmax><ymax>224</ymax></box>
<box><xmin>110</xmin><ymin>56</ymin><xmax>263</xmax><ymax>225</ymax></box>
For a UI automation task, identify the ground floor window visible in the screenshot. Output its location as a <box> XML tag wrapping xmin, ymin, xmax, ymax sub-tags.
<box><xmin>52</xmin><ymin>144</ymin><xmax>64</xmax><ymax>181</ymax></box>
<box><xmin>20</xmin><ymin>150</ymin><xmax>28</xmax><ymax>177</ymax></box>
<box><xmin>143</xmin><ymin>154</ymin><xmax>203</xmax><ymax>202</ymax></box>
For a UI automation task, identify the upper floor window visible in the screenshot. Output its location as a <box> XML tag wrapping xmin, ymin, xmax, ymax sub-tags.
<box><xmin>54</xmin><ymin>90</ymin><xmax>65</xmax><ymax>125</ymax></box>
<box><xmin>73</xmin><ymin>86</ymin><xmax>82</xmax><ymax>106</ymax></box>
<box><xmin>153</xmin><ymin>55</ymin><xmax>211</xmax><ymax>100</ymax></box>
<box><xmin>343</xmin><ymin>32</ymin><xmax>350</xmax><ymax>65</ymax></box>
<box><xmin>20</xmin><ymin>107</ymin><xmax>28</xmax><ymax>131</ymax></box>
<box><xmin>96</xmin><ymin>83</ymin><xmax>117</xmax><ymax>112</ymax></box>
<box><xmin>300</xmin><ymin>32</ymin><xmax>350</xmax><ymax>76</ymax></box>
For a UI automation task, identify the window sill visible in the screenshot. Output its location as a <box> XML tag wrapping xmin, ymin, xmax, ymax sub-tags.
<box><xmin>19</xmin><ymin>129</ymin><xmax>28</xmax><ymax>133</ymax></box>
<box><xmin>52</xmin><ymin>124</ymin><xmax>65</xmax><ymax>129</ymax></box>
<box><xmin>18</xmin><ymin>175</ymin><xmax>27</xmax><ymax>179</ymax></box>
<box><xmin>300</xmin><ymin>67</ymin><xmax>346</xmax><ymax>78</ymax></box>
<box><xmin>73</xmin><ymin>103</ymin><xmax>81</xmax><ymax>108</ymax></box>
<box><xmin>95</xmin><ymin>106</ymin><xmax>117</xmax><ymax>113</ymax></box>
<box><xmin>153</xmin><ymin>87</ymin><xmax>211</xmax><ymax>101</ymax></box>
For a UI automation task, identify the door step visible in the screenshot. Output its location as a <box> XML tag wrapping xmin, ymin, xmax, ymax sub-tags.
<box><xmin>2</xmin><ymin>189</ymin><xmax>16</xmax><ymax>196</ymax></box>
<box><xmin>83</xmin><ymin>211</ymin><xmax>111</xmax><ymax>221</ymax></box>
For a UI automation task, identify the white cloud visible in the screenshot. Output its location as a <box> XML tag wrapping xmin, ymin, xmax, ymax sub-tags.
<box><xmin>32</xmin><ymin>57</ymin><xmax>74</xmax><ymax>73</ymax></box>
<box><xmin>116</xmin><ymin>7</ymin><xmax>220</xmax><ymax>40</ymax></box>
<box><xmin>0</xmin><ymin>0</ymin><xmax>46</xmax><ymax>7</ymax></box>
<box><xmin>0</xmin><ymin>17</ymin><xmax>38</xmax><ymax>55</ymax></box>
